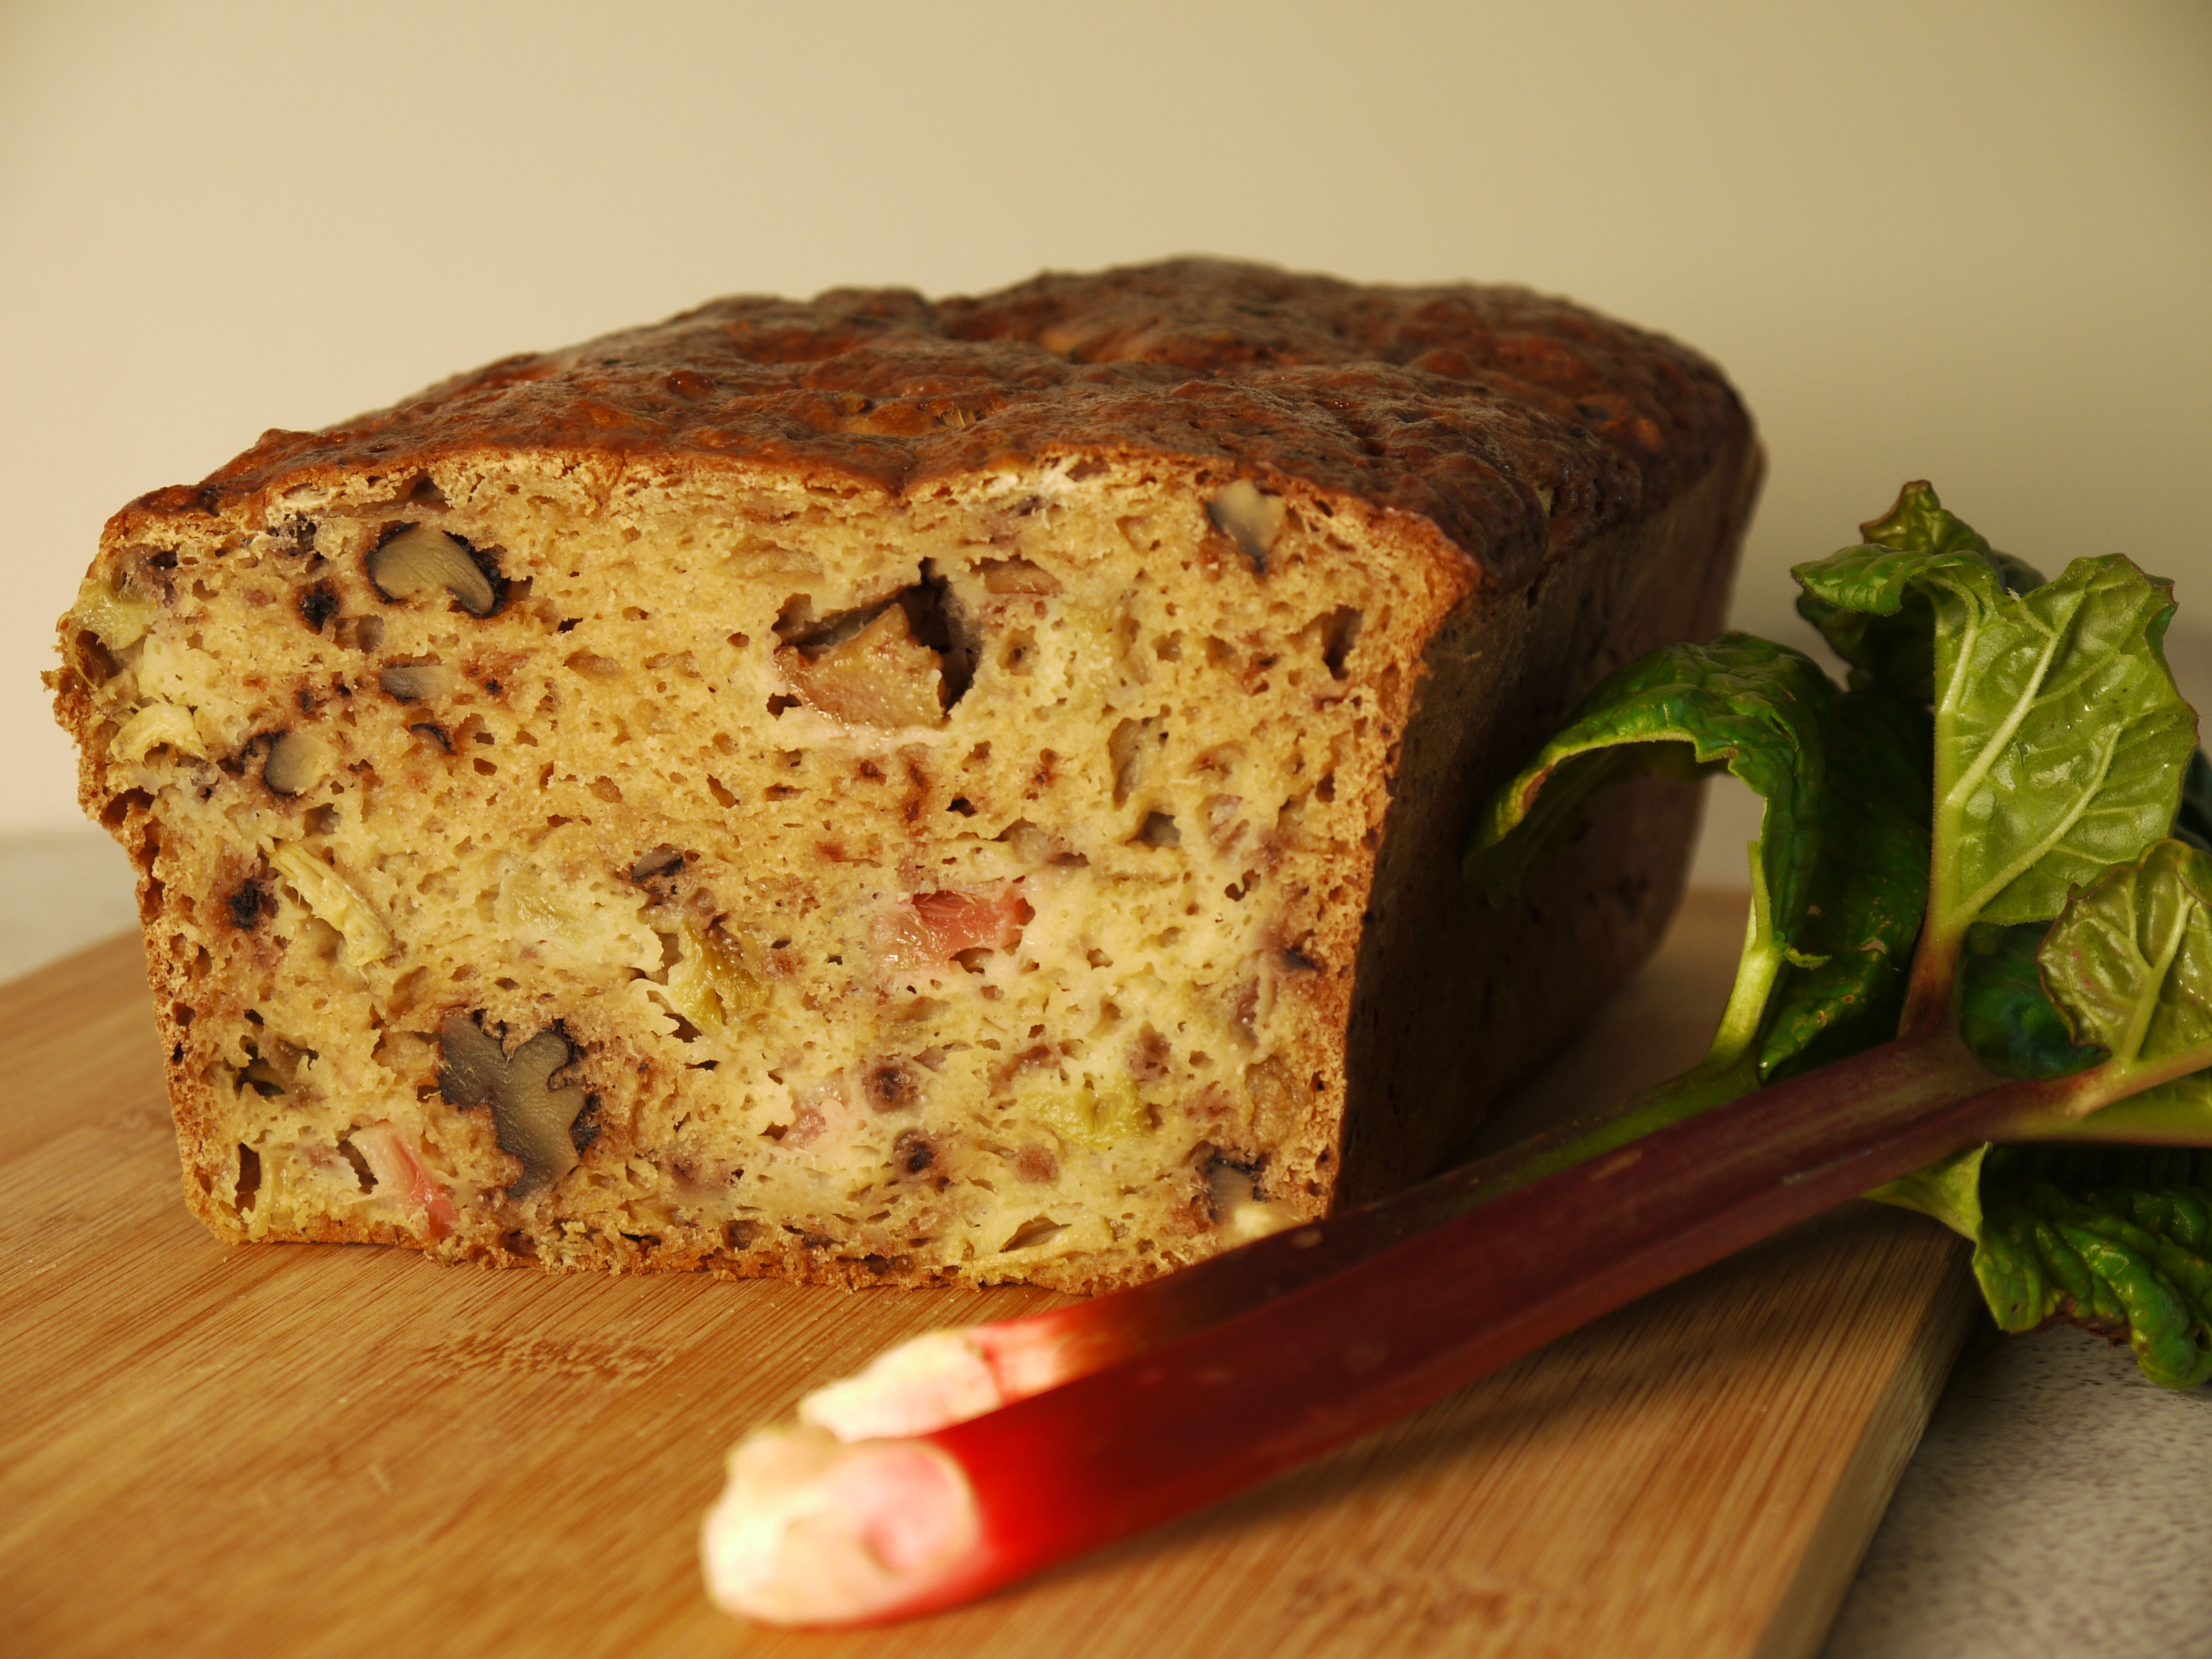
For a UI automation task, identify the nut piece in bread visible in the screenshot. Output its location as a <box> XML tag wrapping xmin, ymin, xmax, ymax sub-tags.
<box><xmin>49</xmin><ymin>260</ymin><xmax>1757</xmax><ymax>1292</ymax></box>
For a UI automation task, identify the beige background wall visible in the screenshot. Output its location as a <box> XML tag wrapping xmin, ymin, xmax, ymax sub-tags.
<box><xmin>4</xmin><ymin>0</ymin><xmax>2207</xmax><ymax>833</ymax></box>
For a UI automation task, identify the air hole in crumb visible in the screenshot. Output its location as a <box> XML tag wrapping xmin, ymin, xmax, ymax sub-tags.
<box><xmin>102</xmin><ymin>788</ymin><xmax>153</xmax><ymax>830</ymax></box>
<box><xmin>1316</xmin><ymin>772</ymin><xmax>1338</xmax><ymax>803</ymax></box>
<box><xmin>1319</xmin><ymin>607</ymin><xmax>1362</xmax><ymax>679</ymax></box>
<box><xmin>766</xmin><ymin>693</ymin><xmax>801</xmax><ymax>718</ymax></box>
<box><xmin>630</xmin><ymin>844</ymin><xmax>685</xmax><ymax>884</ymax></box>
<box><xmin>899</xmin><ymin>562</ymin><xmax>978</xmax><ymax>706</ymax></box>
<box><xmin>1108</xmin><ymin>717</ymin><xmax>1166</xmax><ymax>806</ymax></box>
<box><xmin>1136</xmin><ymin>812</ymin><xmax>1181</xmax><ymax>847</ymax></box>
<box><xmin>1000</xmin><ymin>1215</ymin><xmax>1066</xmax><ymax>1251</ymax></box>
<box><xmin>298</xmin><ymin>582</ymin><xmax>340</xmax><ymax>633</ymax></box>
<box><xmin>338</xmin><ymin>1138</ymin><xmax>375</xmax><ymax>1192</ymax></box>
<box><xmin>73</xmin><ymin>630</ymin><xmax>121</xmax><ymax>684</ymax></box>
<box><xmin>947</xmin><ymin>796</ymin><xmax>975</xmax><ymax>816</ymax></box>
<box><xmin>569</xmin><ymin>1095</ymin><xmax>602</xmax><ymax>1155</ymax></box>
<box><xmin>234</xmin><ymin>1145</ymin><xmax>262</xmax><ymax>1213</ymax></box>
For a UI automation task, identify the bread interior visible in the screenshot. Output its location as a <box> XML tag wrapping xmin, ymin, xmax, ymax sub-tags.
<box><xmin>70</xmin><ymin>454</ymin><xmax>1448</xmax><ymax>1288</ymax></box>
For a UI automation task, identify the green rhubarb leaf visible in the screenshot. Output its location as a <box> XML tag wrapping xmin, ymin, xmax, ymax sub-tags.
<box><xmin>1467</xmin><ymin>634</ymin><xmax>1835</xmax><ymax>1075</ymax></box>
<box><xmin>1936</xmin><ymin>560</ymin><xmax>2199</xmax><ymax>931</ymax></box>
<box><xmin>1467</xmin><ymin>633</ymin><xmax>1834</xmax><ymax>908</ymax></box>
<box><xmin>1757</xmin><ymin>690</ymin><xmax>1931</xmax><ymax>1080</ymax></box>
<box><xmin>2037</xmin><ymin>838</ymin><xmax>2212</xmax><ymax>1086</ymax></box>
<box><xmin>1796</xmin><ymin>509</ymin><xmax>2195</xmax><ymax>954</ymax></box>
<box><xmin>2010</xmin><ymin>839</ymin><xmax>2212</xmax><ymax>1142</ymax></box>
<box><xmin>1976</xmin><ymin>1147</ymin><xmax>2212</xmax><ymax>1388</ymax></box>
<box><xmin>1793</xmin><ymin>481</ymin><xmax>2046</xmax><ymax>703</ymax></box>
<box><xmin>1876</xmin><ymin>1144</ymin><xmax>2212</xmax><ymax>1388</ymax></box>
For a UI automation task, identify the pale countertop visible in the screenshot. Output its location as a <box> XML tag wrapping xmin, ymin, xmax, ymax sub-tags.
<box><xmin>4</xmin><ymin>825</ymin><xmax>2203</xmax><ymax>1659</ymax></box>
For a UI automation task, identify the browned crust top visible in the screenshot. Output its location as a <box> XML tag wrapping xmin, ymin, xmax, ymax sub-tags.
<box><xmin>119</xmin><ymin>259</ymin><xmax>1748</xmax><ymax>586</ymax></box>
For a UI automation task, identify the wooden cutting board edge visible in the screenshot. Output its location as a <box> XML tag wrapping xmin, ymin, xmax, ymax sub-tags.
<box><xmin>1754</xmin><ymin>1248</ymin><xmax>1977</xmax><ymax>1659</ymax></box>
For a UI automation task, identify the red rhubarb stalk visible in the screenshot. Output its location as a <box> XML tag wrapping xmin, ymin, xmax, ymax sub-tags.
<box><xmin>703</xmin><ymin>1026</ymin><xmax>2082</xmax><ymax>1626</ymax></box>
<box><xmin>795</xmin><ymin>1068</ymin><xmax>1752</xmax><ymax>1444</ymax></box>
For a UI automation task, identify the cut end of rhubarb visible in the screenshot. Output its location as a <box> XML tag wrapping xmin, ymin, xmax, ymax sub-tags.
<box><xmin>798</xmin><ymin>1330</ymin><xmax>1009</xmax><ymax>1442</ymax></box>
<box><xmin>796</xmin><ymin>1319</ymin><xmax>1099</xmax><ymax>1441</ymax></box>
<box><xmin>701</xmin><ymin>1426</ymin><xmax>981</xmax><ymax>1627</ymax></box>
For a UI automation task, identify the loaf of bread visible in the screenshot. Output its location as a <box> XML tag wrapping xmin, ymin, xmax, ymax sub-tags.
<box><xmin>50</xmin><ymin>260</ymin><xmax>1756</xmax><ymax>1292</ymax></box>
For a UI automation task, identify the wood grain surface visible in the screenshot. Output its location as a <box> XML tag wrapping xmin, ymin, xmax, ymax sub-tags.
<box><xmin>0</xmin><ymin>891</ymin><xmax>1977</xmax><ymax>1659</ymax></box>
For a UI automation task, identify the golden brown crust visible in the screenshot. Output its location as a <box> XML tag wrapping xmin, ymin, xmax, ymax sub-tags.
<box><xmin>104</xmin><ymin>259</ymin><xmax>1746</xmax><ymax>593</ymax></box>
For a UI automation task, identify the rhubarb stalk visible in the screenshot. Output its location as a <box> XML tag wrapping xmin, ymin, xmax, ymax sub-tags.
<box><xmin>704</xmin><ymin>1026</ymin><xmax>2099</xmax><ymax>1625</ymax></box>
<box><xmin>793</xmin><ymin>1056</ymin><xmax>1817</xmax><ymax>1449</ymax></box>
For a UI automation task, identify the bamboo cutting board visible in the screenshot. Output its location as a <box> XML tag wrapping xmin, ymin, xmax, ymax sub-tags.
<box><xmin>0</xmin><ymin>891</ymin><xmax>1975</xmax><ymax>1659</ymax></box>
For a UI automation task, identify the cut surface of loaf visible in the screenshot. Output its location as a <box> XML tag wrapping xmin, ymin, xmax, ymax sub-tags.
<box><xmin>50</xmin><ymin>260</ymin><xmax>1757</xmax><ymax>1292</ymax></box>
